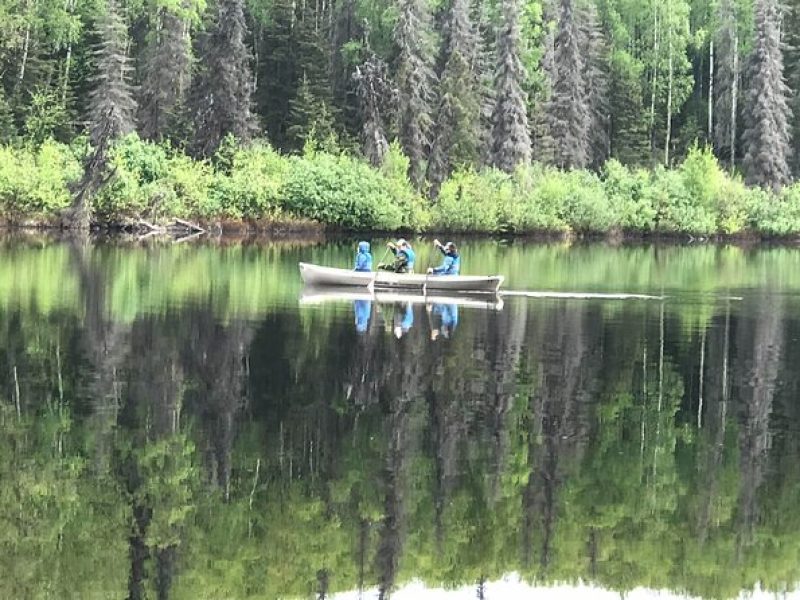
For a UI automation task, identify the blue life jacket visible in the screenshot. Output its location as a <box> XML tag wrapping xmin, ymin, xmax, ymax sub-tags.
<box><xmin>432</xmin><ymin>252</ymin><xmax>460</xmax><ymax>275</ymax></box>
<box><xmin>403</xmin><ymin>245</ymin><xmax>416</xmax><ymax>270</ymax></box>
<box><xmin>354</xmin><ymin>241</ymin><xmax>373</xmax><ymax>272</ymax></box>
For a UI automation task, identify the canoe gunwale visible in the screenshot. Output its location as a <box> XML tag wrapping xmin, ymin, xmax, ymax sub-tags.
<box><xmin>298</xmin><ymin>262</ymin><xmax>504</xmax><ymax>293</ymax></box>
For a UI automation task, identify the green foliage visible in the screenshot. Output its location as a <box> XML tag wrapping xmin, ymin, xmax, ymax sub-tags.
<box><xmin>23</xmin><ymin>88</ymin><xmax>68</xmax><ymax>146</ymax></box>
<box><xmin>1</xmin><ymin>136</ymin><xmax>799</xmax><ymax>235</ymax></box>
<box><xmin>0</xmin><ymin>140</ymin><xmax>81</xmax><ymax>218</ymax></box>
<box><xmin>281</xmin><ymin>151</ymin><xmax>415</xmax><ymax>229</ymax></box>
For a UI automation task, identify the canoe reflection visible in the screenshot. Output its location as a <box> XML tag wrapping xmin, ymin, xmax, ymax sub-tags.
<box><xmin>299</xmin><ymin>285</ymin><xmax>503</xmax><ymax>338</ymax></box>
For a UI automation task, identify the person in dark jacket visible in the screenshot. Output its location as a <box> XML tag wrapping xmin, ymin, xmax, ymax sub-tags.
<box><xmin>427</xmin><ymin>240</ymin><xmax>460</xmax><ymax>275</ymax></box>
<box><xmin>378</xmin><ymin>239</ymin><xmax>416</xmax><ymax>273</ymax></box>
<box><xmin>354</xmin><ymin>241</ymin><xmax>373</xmax><ymax>272</ymax></box>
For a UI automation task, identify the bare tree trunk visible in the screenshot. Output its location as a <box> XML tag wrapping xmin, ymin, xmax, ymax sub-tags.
<box><xmin>708</xmin><ymin>39</ymin><xmax>714</xmax><ymax>141</ymax></box>
<box><xmin>649</xmin><ymin>0</ymin><xmax>660</xmax><ymax>159</ymax></box>
<box><xmin>730</xmin><ymin>27</ymin><xmax>738</xmax><ymax>170</ymax></box>
<box><xmin>664</xmin><ymin>1</ymin><xmax>673</xmax><ymax>166</ymax></box>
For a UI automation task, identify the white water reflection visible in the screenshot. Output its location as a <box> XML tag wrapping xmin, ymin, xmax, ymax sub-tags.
<box><xmin>333</xmin><ymin>574</ymin><xmax>800</xmax><ymax>600</ymax></box>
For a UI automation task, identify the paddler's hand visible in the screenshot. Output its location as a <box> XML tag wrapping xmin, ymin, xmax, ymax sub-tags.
<box><xmin>387</xmin><ymin>242</ymin><xmax>395</xmax><ymax>249</ymax></box>
<box><xmin>433</xmin><ymin>239</ymin><xmax>442</xmax><ymax>248</ymax></box>
<box><xmin>426</xmin><ymin>268</ymin><xmax>433</xmax><ymax>274</ymax></box>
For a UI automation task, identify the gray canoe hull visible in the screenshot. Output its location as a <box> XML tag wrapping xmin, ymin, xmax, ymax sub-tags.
<box><xmin>298</xmin><ymin>262</ymin><xmax>504</xmax><ymax>293</ymax></box>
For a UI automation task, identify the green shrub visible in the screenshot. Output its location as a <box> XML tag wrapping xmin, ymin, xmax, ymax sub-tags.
<box><xmin>648</xmin><ymin>167</ymin><xmax>717</xmax><ymax>234</ymax></box>
<box><xmin>281</xmin><ymin>152</ymin><xmax>407</xmax><ymax>230</ymax></box>
<box><xmin>432</xmin><ymin>169</ymin><xmax>505</xmax><ymax>232</ymax></box>
<box><xmin>208</xmin><ymin>143</ymin><xmax>287</xmax><ymax>219</ymax></box>
<box><xmin>602</xmin><ymin>159</ymin><xmax>656</xmax><ymax>231</ymax></box>
<box><xmin>750</xmin><ymin>184</ymin><xmax>800</xmax><ymax>237</ymax></box>
<box><xmin>510</xmin><ymin>165</ymin><xmax>567</xmax><ymax>232</ymax></box>
<box><xmin>0</xmin><ymin>140</ymin><xmax>79</xmax><ymax>218</ymax></box>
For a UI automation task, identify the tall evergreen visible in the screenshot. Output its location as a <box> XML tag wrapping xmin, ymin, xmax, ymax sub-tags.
<box><xmin>741</xmin><ymin>0</ymin><xmax>793</xmax><ymax>191</ymax></box>
<box><xmin>491</xmin><ymin>0</ymin><xmax>531</xmax><ymax>172</ymax></box>
<box><xmin>353</xmin><ymin>56</ymin><xmax>394</xmax><ymax>167</ymax></box>
<box><xmin>87</xmin><ymin>0</ymin><xmax>137</xmax><ymax>145</ymax></box>
<box><xmin>394</xmin><ymin>0</ymin><xmax>436</xmax><ymax>188</ymax></box>
<box><xmin>285</xmin><ymin>2</ymin><xmax>339</xmax><ymax>151</ymax></box>
<box><xmin>138</xmin><ymin>8</ymin><xmax>191</xmax><ymax>141</ymax></box>
<box><xmin>189</xmin><ymin>0</ymin><xmax>256</xmax><ymax>157</ymax></box>
<box><xmin>785</xmin><ymin>0</ymin><xmax>800</xmax><ymax>174</ymax></box>
<box><xmin>547</xmin><ymin>0</ymin><xmax>589</xmax><ymax>169</ymax></box>
<box><xmin>532</xmin><ymin>2</ymin><xmax>556</xmax><ymax>165</ymax></box>
<box><xmin>579</xmin><ymin>3</ymin><xmax>610</xmax><ymax>168</ymax></box>
<box><xmin>426</xmin><ymin>0</ymin><xmax>481</xmax><ymax>195</ymax></box>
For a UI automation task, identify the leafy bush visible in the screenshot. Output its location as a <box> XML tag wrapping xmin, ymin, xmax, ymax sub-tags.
<box><xmin>432</xmin><ymin>169</ymin><xmax>505</xmax><ymax>232</ymax></box>
<box><xmin>602</xmin><ymin>159</ymin><xmax>655</xmax><ymax>231</ymax></box>
<box><xmin>1</xmin><ymin>135</ymin><xmax>800</xmax><ymax>238</ymax></box>
<box><xmin>0</xmin><ymin>140</ymin><xmax>80</xmax><ymax>218</ymax></box>
<box><xmin>281</xmin><ymin>152</ymin><xmax>408</xmax><ymax>230</ymax></box>
<box><xmin>209</xmin><ymin>143</ymin><xmax>287</xmax><ymax>219</ymax></box>
<box><xmin>749</xmin><ymin>184</ymin><xmax>800</xmax><ymax>237</ymax></box>
<box><xmin>648</xmin><ymin>167</ymin><xmax>717</xmax><ymax>234</ymax></box>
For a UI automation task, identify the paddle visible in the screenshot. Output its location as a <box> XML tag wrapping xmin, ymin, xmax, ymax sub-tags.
<box><xmin>376</xmin><ymin>244</ymin><xmax>391</xmax><ymax>269</ymax></box>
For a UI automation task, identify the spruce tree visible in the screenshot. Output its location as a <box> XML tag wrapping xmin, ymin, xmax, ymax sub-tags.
<box><xmin>138</xmin><ymin>8</ymin><xmax>191</xmax><ymax>141</ymax></box>
<box><xmin>785</xmin><ymin>0</ymin><xmax>800</xmax><ymax>174</ymax></box>
<box><xmin>285</xmin><ymin>2</ymin><xmax>339</xmax><ymax>151</ymax></box>
<box><xmin>532</xmin><ymin>2</ymin><xmax>556</xmax><ymax>166</ymax></box>
<box><xmin>189</xmin><ymin>0</ymin><xmax>256</xmax><ymax>157</ymax></box>
<box><xmin>547</xmin><ymin>0</ymin><xmax>589</xmax><ymax>170</ymax></box>
<box><xmin>87</xmin><ymin>0</ymin><xmax>137</xmax><ymax>145</ymax></box>
<box><xmin>353</xmin><ymin>56</ymin><xmax>394</xmax><ymax>166</ymax></box>
<box><xmin>491</xmin><ymin>0</ymin><xmax>531</xmax><ymax>172</ymax></box>
<box><xmin>426</xmin><ymin>0</ymin><xmax>481</xmax><ymax>195</ymax></box>
<box><xmin>741</xmin><ymin>0</ymin><xmax>793</xmax><ymax>191</ymax></box>
<box><xmin>287</xmin><ymin>72</ymin><xmax>337</xmax><ymax>149</ymax></box>
<box><xmin>394</xmin><ymin>0</ymin><xmax>436</xmax><ymax>188</ymax></box>
<box><xmin>579</xmin><ymin>2</ymin><xmax>610</xmax><ymax>168</ymax></box>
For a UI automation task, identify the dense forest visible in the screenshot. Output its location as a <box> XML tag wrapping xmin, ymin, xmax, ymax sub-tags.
<box><xmin>1</xmin><ymin>0</ymin><xmax>800</xmax><ymax>232</ymax></box>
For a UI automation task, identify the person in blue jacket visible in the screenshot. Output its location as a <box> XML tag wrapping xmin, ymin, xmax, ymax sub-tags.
<box><xmin>354</xmin><ymin>241</ymin><xmax>373</xmax><ymax>272</ymax></box>
<box><xmin>427</xmin><ymin>239</ymin><xmax>460</xmax><ymax>275</ymax></box>
<box><xmin>378</xmin><ymin>239</ymin><xmax>416</xmax><ymax>273</ymax></box>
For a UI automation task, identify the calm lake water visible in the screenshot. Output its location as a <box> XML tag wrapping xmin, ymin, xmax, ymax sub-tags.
<box><xmin>2</xmin><ymin>234</ymin><xmax>800</xmax><ymax>599</ymax></box>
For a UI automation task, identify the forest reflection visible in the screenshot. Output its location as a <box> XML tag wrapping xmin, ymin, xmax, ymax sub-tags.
<box><xmin>1</xmin><ymin>238</ymin><xmax>799</xmax><ymax>599</ymax></box>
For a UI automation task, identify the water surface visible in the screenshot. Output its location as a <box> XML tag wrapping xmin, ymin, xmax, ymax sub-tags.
<box><xmin>2</xmin><ymin>235</ymin><xmax>800</xmax><ymax>599</ymax></box>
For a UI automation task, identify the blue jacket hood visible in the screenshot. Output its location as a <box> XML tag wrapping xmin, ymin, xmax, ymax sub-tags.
<box><xmin>358</xmin><ymin>241</ymin><xmax>371</xmax><ymax>254</ymax></box>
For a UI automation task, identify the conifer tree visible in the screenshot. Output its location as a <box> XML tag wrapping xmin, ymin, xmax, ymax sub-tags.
<box><xmin>547</xmin><ymin>0</ymin><xmax>588</xmax><ymax>169</ymax></box>
<box><xmin>742</xmin><ymin>0</ymin><xmax>793</xmax><ymax>191</ymax></box>
<box><xmin>189</xmin><ymin>0</ymin><xmax>256</xmax><ymax>157</ymax></box>
<box><xmin>427</xmin><ymin>0</ymin><xmax>481</xmax><ymax>195</ymax></box>
<box><xmin>287</xmin><ymin>73</ymin><xmax>337</xmax><ymax>149</ymax></box>
<box><xmin>713</xmin><ymin>0</ymin><xmax>740</xmax><ymax>165</ymax></box>
<box><xmin>532</xmin><ymin>3</ymin><xmax>556</xmax><ymax>166</ymax></box>
<box><xmin>285</xmin><ymin>2</ymin><xmax>339</xmax><ymax>151</ymax></box>
<box><xmin>491</xmin><ymin>0</ymin><xmax>531</xmax><ymax>172</ymax></box>
<box><xmin>785</xmin><ymin>0</ymin><xmax>800</xmax><ymax>174</ymax></box>
<box><xmin>579</xmin><ymin>2</ymin><xmax>610</xmax><ymax>168</ymax></box>
<box><xmin>394</xmin><ymin>0</ymin><xmax>436</xmax><ymax>187</ymax></box>
<box><xmin>353</xmin><ymin>56</ymin><xmax>394</xmax><ymax>166</ymax></box>
<box><xmin>87</xmin><ymin>0</ymin><xmax>137</xmax><ymax>145</ymax></box>
<box><xmin>138</xmin><ymin>8</ymin><xmax>192</xmax><ymax>141</ymax></box>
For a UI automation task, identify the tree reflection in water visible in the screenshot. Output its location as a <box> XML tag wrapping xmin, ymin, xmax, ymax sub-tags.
<box><xmin>0</xmin><ymin>238</ymin><xmax>799</xmax><ymax>599</ymax></box>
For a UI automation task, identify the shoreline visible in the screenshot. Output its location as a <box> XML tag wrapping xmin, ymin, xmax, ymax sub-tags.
<box><xmin>2</xmin><ymin>219</ymin><xmax>799</xmax><ymax>246</ymax></box>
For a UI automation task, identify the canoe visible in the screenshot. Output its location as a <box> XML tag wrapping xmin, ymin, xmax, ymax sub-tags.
<box><xmin>298</xmin><ymin>262</ymin><xmax>504</xmax><ymax>293</ymax></box>
<box><xmin>300</xmin><ymin>285</ymin><xmax>504</xmax><ymax>310</ymax></box>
